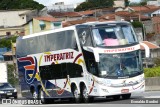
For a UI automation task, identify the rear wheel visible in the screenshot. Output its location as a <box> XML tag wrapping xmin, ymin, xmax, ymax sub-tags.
<box><xmin>122</xmin><ymin>93</ymin><xmax>131</xmax><ymax>99</ymax></box>
<box><xmin>39</xmin><ymin>88</ymin><xmax>47</xmax><ymax>104</ymax></box>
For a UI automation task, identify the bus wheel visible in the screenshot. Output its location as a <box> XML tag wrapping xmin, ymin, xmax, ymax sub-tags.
<box><xmin>81</xmin><ymin>86</ymin><xmax>93</xmax><ymax>103</ymax></box>
<box><xmin>72</xmin><ymin>86</ymin><xmax>81</xmax><ymax>103</ymax></box>
<box><xmin>32</xmin><ymin>90</ymin><xmax>38</xmax><ymax>99</ymax></box>
<box><xmin>112</xmin><ymin>95</ymin><xmax>120</xmax><ymax>100</ymax></box>
<box><xmin>122</xmin><ymin>93</ymin><xmax>131</xmax><ymax>99</ymax></box>
<box><xmin>39</xmin><ymin>88</ymin><xmax>47</xmax><ymax>104</ymax></box>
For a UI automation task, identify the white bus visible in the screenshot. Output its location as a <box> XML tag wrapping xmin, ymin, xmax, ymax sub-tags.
<box><xmin>16</xmin><ymin>21</ymin><xmax>145</xmax><ymax>103</ymax></box>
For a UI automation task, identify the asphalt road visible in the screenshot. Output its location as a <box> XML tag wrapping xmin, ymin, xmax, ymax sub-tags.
<box><xmin>1</xmin><ymin>91</ymin><xmax>160</xmax><ymax>107</ymax></box>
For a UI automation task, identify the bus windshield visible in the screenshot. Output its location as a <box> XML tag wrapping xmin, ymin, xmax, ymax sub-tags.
<box><xmin>98</xmin><ymin>51</ymin><xmax>142</xmax><ymax>78</ymax></box>
<box><xmin>92</xmin><ymin>25</ymin><xmax>137</xmax><ymax>46</ymax></box>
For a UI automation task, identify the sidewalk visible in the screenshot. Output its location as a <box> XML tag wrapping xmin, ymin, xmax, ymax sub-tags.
<box><xmin>145</xmin><ymin>86</ymin><xmax>160</xmax><ymax>91</ymax></box>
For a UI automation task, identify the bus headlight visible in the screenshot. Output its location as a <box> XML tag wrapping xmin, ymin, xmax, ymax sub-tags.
<box><xmin>0</xmin><ymin>91</ymin><xmax>5</xmax><ymax>93</ymax></box>
<box><xmin>14</xmin><ymin>89</ymin><xmax>17</xmax><ymax>92</ymax></box>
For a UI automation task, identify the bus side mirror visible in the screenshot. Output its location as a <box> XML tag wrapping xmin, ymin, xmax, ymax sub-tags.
<box><xmin>140</xmin><ymin>42</ymin><xmax>150</xmax><ymax>58</ymax></box>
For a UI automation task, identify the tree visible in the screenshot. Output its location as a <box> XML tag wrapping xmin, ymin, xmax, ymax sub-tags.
<box><xmin>129</xmin><ymin>0</ymin><xmax>148</xmax><ymax>6</ymax></box>
<box><xmin>0</xmin><ymin>0</ymin><xmax>44</xmax><ymax>10</ymax></box>
<box><xmin>75</xmin><ymin>0</ymin><xmax>114</xmax><ymax>11</ymax></box>
<box><xmin>7</xmin><ymin>64</ymin><xmax>18</xmax><ymax>86</ymax></box>
<box><xmin>125</xmin><ymin>0</ymin><xmax>130</xmax><ymax>7</ymax></box>
<box><xmin>131</xmin><ymin>21</ymin><xmax>143</xmax><ymax>28</ymax></box>
<box><xmin>0</xmin><ymin>36</ymin><xmax>18</xmax><ymax>49</ymax></box>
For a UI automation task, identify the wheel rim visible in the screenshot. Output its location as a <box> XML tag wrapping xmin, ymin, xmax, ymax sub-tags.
<box><xmin>74</xmin><ymin>88</ymin><xmax>79</xmax><ymax>99</ymax></box>
<box><xmin>33</xmin><ymin>91</ymin><xmax>37</xmax><ymax>99</ymax></box>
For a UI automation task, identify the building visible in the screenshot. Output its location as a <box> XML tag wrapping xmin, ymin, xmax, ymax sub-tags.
<box><xmin>0</xmin><ymin>9</ymin><xmax>38</xmax><ymax>37</ymax></box>
<box><xmin>140</xmin><ymin>41</ymin><xmax>160</xmax><ymax>67</ymax></box>
<box><xmin>24</xmin><ymin>16</ymin><xmax>62</xmax><ymax>35</ymax></box>
<box><xmin>125</xmin><ymin>5</ymin><xmax>160</xmax><ymax>17</ymax></box>
<box><xmin>147</xmin><ymin>0</ymin><xmax>160</xmax><ymax>6</ymax></box>
<box><xmin>114</xmin><ymin>0</ymin><xmax>125</xmax><ymax>7</ymax></box>
<box><xmin>0</xmin><ymin>9</ymin><xmax>38</xmax><ymax>27</ymax></box>
<box><xmin>47</xmin><ymin>2</ymin><xmax>75</xmax><ymax>12</ymax></box>
<box><xmin>152</xmin><ymin>16</ymin><xmax>160</xmax><ymax>34</ymax></box>
<box><xmin>0</xmin><ymin>26</ymin><xmax>24</xmax><ymax>37</ymax></box>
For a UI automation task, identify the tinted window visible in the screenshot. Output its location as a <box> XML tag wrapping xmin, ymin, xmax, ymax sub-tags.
<box><xmin>39</xmin><ymin>63</ymin><xmax>83</xmax><ymax>80</ymax></box>
<box><xmin>0</xmin><ymin>83</ymin><xmax>12</xmax><ymax>89</ymax></box>
<box><xmin>16</xmin><ymin>30</ymin><xmax>77</xmax><ymax>58</ymax></box>
<box><xmin>77</xmin><ymin>27</ymin><xmax>92</xmax><ymax>46</ymax></box>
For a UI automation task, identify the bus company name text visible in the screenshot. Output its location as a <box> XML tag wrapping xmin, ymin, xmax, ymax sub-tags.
<box><xmin>44</xmin><ymin>52</ymin><xmax>74</xmax><ymax>62</ymax></box>
<box><xmin>104</xmin><ymin>47</ymin><xmax>135</xmax><ymax>53</ymax></box>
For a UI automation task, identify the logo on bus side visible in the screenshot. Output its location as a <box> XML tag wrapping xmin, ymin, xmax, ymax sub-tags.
<box><xmin>18</xmin><ymin>57</ymin><xmax>38</xmax><ymax>84</ymax></box>
<box><xmin>44</xmin><ymin>52</ymin><xmax>74</xmax><ymax>62</ymax></box>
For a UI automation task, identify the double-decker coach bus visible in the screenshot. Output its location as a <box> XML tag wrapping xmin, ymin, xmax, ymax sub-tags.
<box><xmin>16</xmin><ymin>21</ymin><xmax>145</xmax><ymax>103</ymax></box>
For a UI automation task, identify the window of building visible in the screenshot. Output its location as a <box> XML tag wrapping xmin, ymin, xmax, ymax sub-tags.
<box><xmin>6</xmin><ymin>32</ymin><xmax>11</xmax><ymax>36</ymax></box>
<box><xmin>39</xmin><ymin>21</ymin><xmax>46</xmax><ymax>30</ymax></box>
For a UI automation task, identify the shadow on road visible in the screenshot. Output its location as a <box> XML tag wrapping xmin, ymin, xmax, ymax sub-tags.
<box><xmin>44</xmin><ymin>97</ymin><xmax>140</xmax><ymax>104</ymax></box>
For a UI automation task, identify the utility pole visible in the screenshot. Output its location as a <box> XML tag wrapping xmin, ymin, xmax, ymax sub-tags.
<box><xmin>11</xmin><ymin>40</ymin><xmax>17</xmax><ymax>77</ymax></box>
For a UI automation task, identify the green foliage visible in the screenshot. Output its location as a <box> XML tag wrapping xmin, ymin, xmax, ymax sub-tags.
<box><xmin>75</xmin><ymin>0</ymin><xmax>114</xmax><ymax>11</ymax></box>
<box><xmin>129</xmin><ymin>0</ymin><xmax>148</xmax><ymax>6</ymax></box>
<box><xmin>153</xmin><ymin>57</ymin><xmax>160</xmax><ymax>67</ymax></box>
<box><xmin>7</xmin><ymin>64</ymin><xmax>18</xmax><ymax>86</ymax></box>
<box><xmin>131</xmin><ymin>21</ymin><xmax>143</xmax><ymax>28</ymax></box>
<box><xmin>144</xmin><ymin>66</ymin><xmax>160</xmax><ymax>77</ymax></box>
<box><xmin>125</xmin><ymin>0</ymin><xmax>130</xmax><ymax>7</ymax></box>
<box><xmin>0</xmin><ymin>0</ymin><xmax>44</xmax><ymax>10</ymax></box>
<box><xmin>0</xmin><ymin>36</ymin><xmax>18</xmax><ymax>49</ymax></box>
<box><xmin>129</xmin><ymin>2</ymin><xmax>140</xmax><ymax>6</ymax></box>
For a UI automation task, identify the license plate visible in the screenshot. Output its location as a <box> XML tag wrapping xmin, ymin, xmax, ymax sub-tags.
<box><xmin>7</xmin><ymin>93</ymin><xmax>12</xmax><ymax>95</ymax></box>
<box><xmin>121</xmin><ymin>89</ymin><xmax>129</xmax><ymax>93</ymax></box>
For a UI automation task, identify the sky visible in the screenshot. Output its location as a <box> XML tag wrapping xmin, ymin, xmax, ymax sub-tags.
<box><xmin>34</xmin><ymin>0</ymin><xmax>141</xmax><ymax>6</ymax></box>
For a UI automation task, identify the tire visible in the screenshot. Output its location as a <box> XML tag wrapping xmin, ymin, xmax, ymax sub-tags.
<box><xmin>122</xmin><ymin>93</ymin><xmax>131</xmax><ymax>99</ymax></box>
<box><xmin>72</xmin><ymin>86</ymin><xmax>81</xmax><ymax>103</ymax></box>
<box><xmin>113</xmin><ymin>95</ymin><xmax>120</xmax><ymax>100</ymax></box>
<box><xmin>32</xmin><ymin>89</ymin><xmax>38</xmax><ymax>99</ymax></box>
<box><xmin>81</xmin><ymin>85</ymin><xmax>93</xmax><ymax>103</ymax></box>
<box><xmin>14</xmin><ymin>96</ymin><xmax>17</xmax><ymax>99</ymax></box>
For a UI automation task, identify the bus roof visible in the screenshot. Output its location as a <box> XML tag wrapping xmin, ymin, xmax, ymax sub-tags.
<box><xmin>80</xmin><ymin>21</ymin><xmax>130</xmax><ymax>26</ymax></box>
<box><xmin>19</xmin><ymin>21</ymin><xmax>130</xmax><ymax>40</ymax></box>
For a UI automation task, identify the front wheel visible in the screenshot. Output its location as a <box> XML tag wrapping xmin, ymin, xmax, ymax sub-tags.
<box><xmin>122</xmin><ymin>93</ymin><xmax>131</xmax><ymax>99</ymax></box>
<box><xmin>81</xmin><ymin>86</ymin><xmax>93</xmax><ymax>103</ymax></box>
<box><xmin>72</xmin><ymin>86</ymin><xmax>81</xmax><ymax>103</ymax></box>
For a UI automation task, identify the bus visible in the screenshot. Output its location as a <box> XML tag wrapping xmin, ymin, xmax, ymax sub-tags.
<box><xmin>16</xmin><ymin>21</ymin><xmax>145</xmax><ymax>103</ymax></box>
